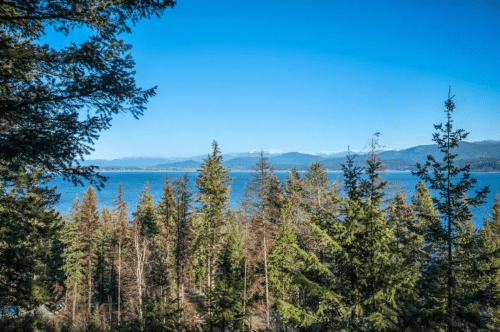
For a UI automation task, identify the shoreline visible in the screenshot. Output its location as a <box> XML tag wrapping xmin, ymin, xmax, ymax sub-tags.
<box><xmin>95</xmin><ymin>169</ymin><xmax>500</xmax><ymax>174</ymax></box>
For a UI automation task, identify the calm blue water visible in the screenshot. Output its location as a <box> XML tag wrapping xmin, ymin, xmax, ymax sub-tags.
<box><xmin>49</xmin><ymin>171</ymin><xmax>500</xmax><ymax>227</ymax></box>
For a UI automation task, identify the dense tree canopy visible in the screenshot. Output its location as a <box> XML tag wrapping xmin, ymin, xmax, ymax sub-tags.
<box><xmin>0</xmin><ymin>0</ymin><xmax>175</xmax><ymax>186</ymax></box>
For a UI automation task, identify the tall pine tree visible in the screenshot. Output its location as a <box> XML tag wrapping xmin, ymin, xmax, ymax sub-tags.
<box><xmin>79</xmin><ymin>185</ymin><xmax>99</xmax><ymax>317</ymax></box>
<box><xmin>193</xmin><ymin>141</ymin><xmax>232</xmax><ymax>331</ymax></box>
<box><xmin>414</xmin><ymin>89</ymin><xmax>490</xmax><ymax>331</ymax></box>
<box><xmin>61</xmin><ymin>195</ymin><xmax>85</xmax><ymax>324</ymax></box>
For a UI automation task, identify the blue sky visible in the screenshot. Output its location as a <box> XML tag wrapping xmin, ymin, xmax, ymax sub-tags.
<box><xmin>43</xmin><ymin>0</ymin><xmax>500</xmax><ymax>159</ymax></box>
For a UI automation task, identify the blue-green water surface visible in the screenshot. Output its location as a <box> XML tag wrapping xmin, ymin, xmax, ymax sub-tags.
<box><xmin>50</xmin><ymin>171</ymin><xmax>500</xmax><ymax>227</ymax></box>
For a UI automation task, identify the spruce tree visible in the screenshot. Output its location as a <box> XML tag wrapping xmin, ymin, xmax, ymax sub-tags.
<box><xmin>1</xmin><ymin>0</ymin><xmax>175</xmax><ymax>187</ymax></box>
<box><xmin>268</xmin><ymin>198</ymin><xmax>300</xmax><ymax>327</ymax></box>
<box><xmin>95</xmin><ymin>207</ymin><xmax>114</xmax><ymax>306</ymax></box>
<box><xmin>482</xmin><ymin>193</ymin><xmax>500</xmax><ymax>329</ymax></box>
<box><xmin>387</xmin><ymin>194</ymin><xmax>423</xmax><ymax>330</ymax></box>
<box><xmin>112</xmin><ymin>183</ymin><xmax>129</xmax><ymax>326</ymax></box>
<box><xmin>193</xmin><ymin>141</ymin><xmax>232</xmax><ymax>331</ymax></box>
<box><xmin>414</xmin><ymin>89</ymin><xmax>490</xmax><ymax>331</ymax></box>
<box><xmin>248</xmin><ymin>150</ymin><xmax>281</xmax><ymax>328</ymax></box>
<box><xmin>79</xmin><ymin>185</ymin><xmax>99</xmax><ymax>317</ymax></box>
<box><xmin>0</xmin><ymin>170</ymin><xmax>62</xmax><ymax>310</ymax></box>
<box><xmin>61</xmin><ymin>196</ymin><xmax>85</xmax><ymax>324</ymax></box>
<box><xmin>172</xmin><ymin>173</ymin><xmax>192</xmax><ymax>325</ymax></box>
<box><xmin>132</xmin><ymin>182</ymin><xmax>157</xmax><ymax>328</ymax></box>
<box><xmin>157</xmin><ymin>175</ymin><xmax>176</xmax><ymax>303</ymax></box>
<box><xmin>335</xmin><ymin>149</ymin><xmax>417</xmax><ymax>331</ymax></box>
<box><xmin>212</xmin><ymin>210</ymin><xmax>247</xmax><ymax>331</ymax></box>
<box><xmin>269</xmin><ymin>163</ymin><xmax>342</xmax><ymax>330</ymax></box>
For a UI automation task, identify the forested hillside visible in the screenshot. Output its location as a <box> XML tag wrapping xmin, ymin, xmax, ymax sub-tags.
<box><xmin>85</xmin><ymin>141</ymin><xmax>500</xmax><ymax>172</ymax></box>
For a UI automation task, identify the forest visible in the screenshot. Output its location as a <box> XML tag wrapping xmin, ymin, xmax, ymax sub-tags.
<box><xmin>1</xmin><ymin>1</ymin><xmax>500</xmax><ymax>331</ymax></box>
<box><xmin>2</xmin><ymin>119</ymin><xmax>500</xmax><ymax>331</ymax></box>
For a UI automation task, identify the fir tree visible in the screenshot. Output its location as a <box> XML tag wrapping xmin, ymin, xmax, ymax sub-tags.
<box><xmin>95</xmin><ymin>207</ymin><xmax>114</xmax><ymax>306</ymax></box>
<box><xmin>61</xmin><ymin>196</ymin><xmax>85</xmax><ymax>324</ymax></box>
<box><xmin>414</xmin><ymin>89</ymin><xmax>490</xmax><ymax>331</ymax></box>
<box><xmin>268</xmin><ymin>199</ymin><xmax>300</xmax><ymax>327</ymax></box>
<box><xmin>112</xmin><ymin>183</ymin><xmax>129</xmax><ymax>326</ymax></box>
<box><xmin>482</xmin><ymin>193</ymin><xmax>500</xmax><ymax>329</ymax></box>
<box><xmin>157</xmin><ymin>175</ymin><xmax>176</xmax><ymax>303</ymax></box>
<box><xmin>79</xmin><ymin>185</ymin><xmax>99</xmax><ymax>317</ymax></box>
<box><xmin>172</xmin><ymin>173</ymin><xmax>192</xmax><ymax>325</ymax></box>
<box><xmin>335</xmin><ymin>149</ymin><xmax>417</xmax><ymax>331</ymax></box>
<box><xmin>134</xmin><ymin>181</ymin><xmax>158</xmax><ymax>238</ymax></box>
<box><xmin>132</xmin><ymin>182</ymin><xmax>157</xmax><ymax>329</ymax></box>
<box><xmin>387</xmin><ymin>194</ymin><xmax>423</xmax><ymax>330</ymax></box>
<box><xmin>1</xmin><ymin>0</ymin><xmax>175</xmax><ymax>187</ymax></box>
<box><xmin>248</xmin><ymin>150</ymin><xmax>281</xmax><ymax>328</ymax></box>
<box><xmin>212</xmin><ymin>211</ymin><xmax>247</xmax><ymax>331</ymax></box>
<box><xmin>0</xmin><ymin>170</ymin><xmax>62</xmax><ymax>310</ymax></box>
<box><xmin>193</xmin><ymin>140</ymin><xmax>232</xmax><ymax>331</ymax></box>
<box><xmin>269</xmin><ymin>163</ymin><xmax>343</xmax><ymax>330</ymax></box>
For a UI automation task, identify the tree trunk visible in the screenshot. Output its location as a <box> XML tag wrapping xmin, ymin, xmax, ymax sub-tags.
<box><xmin>118</xmin><ymin>243</ymin><xmax>121</xmax><ymax>326</ymax></box>
<box><xmin>73</xmin><ymin>283</ymin><xmax>77</xmax><ymax>324</ymax></box>
<box><xmin>207</xmin><ymin>255</ymin><xmax>212</xmax><ymax>332</ymax></box>
<box><xmin>88</xmin><ymin>256</ymin><xmax>92</xmax><ymax>316</ymax></box>
<box><xmin>263</xmin><ymin>221</ymin><xmax>270</xmax><ymax>328</ymax></box>
<box><xmin>108</xmin><ymin>295</ymin><xmax>112</xmax><ymax>328</ymax></box>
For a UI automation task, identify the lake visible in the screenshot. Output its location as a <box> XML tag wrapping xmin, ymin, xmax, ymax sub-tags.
<box><xmin>49</xmin><ymin>171</ymin><xmax>500</xmax><ymax>227</ymax></box>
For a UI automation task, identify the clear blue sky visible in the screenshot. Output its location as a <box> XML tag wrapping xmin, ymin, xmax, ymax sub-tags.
<box><xmin>43</xmin><ymin>0</ymin><xmax>500</xmax><ymax>159</ymax></box>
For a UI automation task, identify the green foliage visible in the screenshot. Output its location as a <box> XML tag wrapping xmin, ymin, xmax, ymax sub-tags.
<box><xmin>133</xmin><ymin>182</ymin><xmax>158</xmax><ymax>238</ymax></box>
<box><xmin>61</xmin><ymin>197</ymin><xmax>85</xmax><ymax>292</ymax></box>
<box><xmin>481</xmin><ymin>193</ymin><xmax>500</xmax><ymax>330</ymax></box>
<box><xmin>193</xmin><ymin>141</ymin><xmax>232</xmax><ymax>327</ymax></box>
<box><xmin>212</xmin><ymin>211</ymin><xmax>248</xmax><ymax>331</ymax></box>
<box><xmin>0</xmin><ymin>0</ymin><xmax>175</xmax><ymax>187</ymax></box>
<box><xmin>414</xmin><ymin>90</ymin><xmax>491</xmax><ymax>331</ymax></box>
<box><xmin>0</xmin><ymin>170</ymin><xmax>63</xmax><ymax>309</ymax></box>
<box><xmin>92</xmin><ymin>306</ymin><xmax>102</xmax><ymax>328</ymax></box>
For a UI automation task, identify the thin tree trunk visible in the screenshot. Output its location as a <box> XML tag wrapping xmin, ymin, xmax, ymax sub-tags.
<box><xmin>263</xmin><ymin>221</ymin><xmax>270</xmax><ymax>328</ymax></box>
<box><xmin>207</xmin><ymin>255</ymin><xmax>212</xmax><ymax>332</ymax></box>
<box><xmin>73</xmin><ymin>283</ymin><xmax>77</xmax><ymax>324</ymax></box>
<box><xmin>243</xmin><ymin>251</ymin><xmax>247</xmax><ymax>320</ymax></box>
<box><xmin>134</xmin><ymin>232</ymin><xmax>146</xmax><ymax>330</ymax></box>
<box><xmin>177</xmin><ymin>201</ymin><xmax>182</xmax><ymax>325</ymax></box>
<box><xmin>88</xmin><ymin>256</ymin><xmax>92</xmax><ymax>316</ymax></box>
<box><xmin>118</xmin><ymin>243</ymin><xmax>122</xmax><ymax>326</ymax></box>
<box><xmin>108</xmin><ymin>295</ymin><xmax>112</xmax><ymax>329</ymax></box>
<box><xmin>447</xmin><ymin>110</ymin><xmax>454</xmax><ymax>332</ymax></box>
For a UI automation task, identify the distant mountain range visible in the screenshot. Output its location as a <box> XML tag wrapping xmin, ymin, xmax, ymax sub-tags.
<box><xmin>80</xmin><ymin>140</ymin><xmax>500</xmax><ymax>172</ymax></box>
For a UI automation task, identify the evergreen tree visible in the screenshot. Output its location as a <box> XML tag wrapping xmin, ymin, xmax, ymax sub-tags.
<box><xmin>268</xmin><ymin>199</ymin><xmax>300</xmax><ymax>327</ymax></box>
<box><xmin>334</xmin><ymin>150</ymin><xmax>417</xmax><ymax>331</ymax></box>
<box><xmin>172</xmin><ymin>173</ymin><xmax>192</xmax><ymax>325</ymax></box>
<box><xmin>248</xmin><ymin>150</ymin><xmax>281</xmax><ymax>328</ymax></box>
<box><xmin>1</xmin><ymin>0</ymin><xmax>175</xmax><ymax>186</ymax></box>
<box><xmin>79</xmin><ymin>185</ymin><xmax>99</xmax><ymax>317</ymax></box>
<box><xmin>112</xmin><ymin>183</ymin><xmax>129</xmax><ymax>326</ymax></box>
<box><xmin>269</xmin><ymin>163</ymin><xmax>343</xmax><ymax>330</ymax></box>
<box><xmin>387</xmin><ymin>194</ymin><xmax>423</xmax><ymax>330</ymax></box>
<box><xmin>193</xmin><ymin>141</ymin><xmax>232</xmax><ymax>331</ymax></box>
<box><xmin>95</xmin><ymin>207</ymin><xmax>114</xmax><ymax>306</ymax></box>
<box><xmin>212</xmin><ymin>211</ymin><xmax>247</xmax><ymax>331</ymax></box>
<box><xmin>61</xmin><ymin>196</ymin><xmax>85</xmax><ymax>324</ymax></box>
<box><xmin>414</xmin><ymin>89</ymin><xmax>490</xmax><ymax>331</ymax></box>
<box><xmin>0</xmin><ymin>170</ymin><xmax>63</xmax><ymax>310</ymax></box>
<box><xmin>134</xmin><ymin>181</ymin><xmax>158</xmax><ymax>239</ymax></box>
<box><xmin>452</xmin><ymin>203</ymin><xmax>487</xmax><ymax>331</ymax></box>
<box><xmin>157</xmin><ymin>175</ymin><xmax>176</xmax><ymax>302</ymax></box>
<box><xmin>482</xmin><ymin>193</ymin><xmax>500</xmax><ymax>329</ymax></box>
<box><xmin>132</xmin><ymin>182</ymin><xmax>157</xmax><ymax>329</ymax></box>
